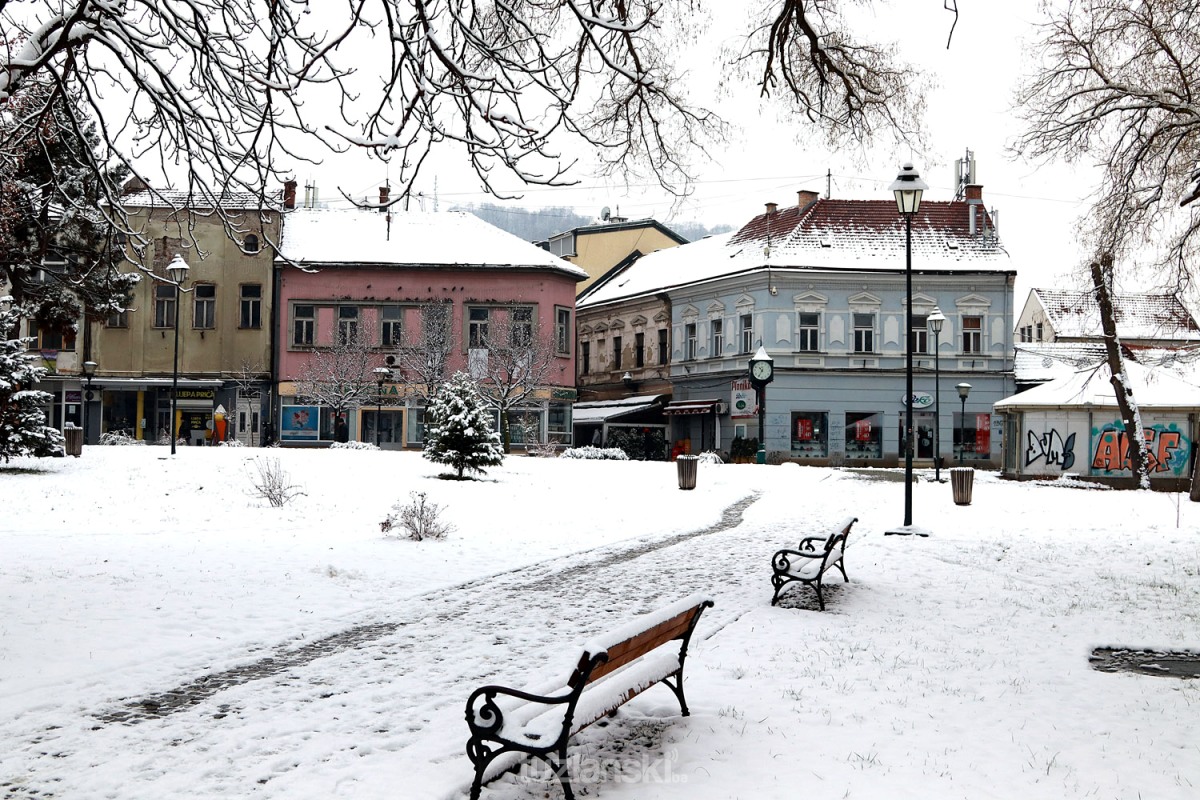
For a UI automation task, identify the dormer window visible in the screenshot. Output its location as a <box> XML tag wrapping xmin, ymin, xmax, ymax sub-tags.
<box><xmin>243</xmin><ymin>233</ymin><xmax>260</xmax><ymax>254</ymax></box>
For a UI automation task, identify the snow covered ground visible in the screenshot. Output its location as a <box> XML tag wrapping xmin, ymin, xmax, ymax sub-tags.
<box><xmin>2</xmin><ymin>447</ymin><xmax>1198</xmax><ymax>799</ymax></box>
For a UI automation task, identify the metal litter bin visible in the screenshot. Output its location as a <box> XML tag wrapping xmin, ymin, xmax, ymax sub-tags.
<box><xmin>677</xmin><ymin>454</ymin><xmax>699</xmax><ymax>490</ymax></box>
<box><xmin>64</xmin><ymin>427</ymin><xmax>83</xmax><ymax>457</ymax></box>
<box><xmin>950</xmin><ymin>467</ymin><xmax>974</xmax><ymax>505</ymax></box>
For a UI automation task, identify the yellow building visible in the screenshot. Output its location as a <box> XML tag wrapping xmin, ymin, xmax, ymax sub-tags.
<box><xmin>541</xmin><ymin>217</ymin><xmax>687</xmax><ymax>297</ymax></box>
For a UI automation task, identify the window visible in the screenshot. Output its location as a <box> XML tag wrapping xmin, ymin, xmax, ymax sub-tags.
<box><xmin>635</xmin><ymin>332</ymin><xmax>645</xmax><ymax>368</ymax></box>
<box><xmin>242</xmin><ymin>233</ymin><xmax>260</xmax><ymax>254</ymax></box>
<box><xmin>1019</xmin><ymin>325</ymin><xmax>1031</xmax><ymax>343</ymax></box>
<box><xmin>1035</xmin><ymin>322</ymin><xmax>1044</xmax><ymax>342</ymax></box>
<box><xmin>27</xmin><ymin>319</ymin><xmax>74</xmax><ymax>351</ymax></box>
<box><xmin>711</xmin><ymin>319</ymin><xmax>723</xmax><ymax>358</ymax></box>
<box><xmin>549</xmin><ymin>233</ymin><xmax>576</xmax><ymax>257</ymax></box>
<box><xmin>240</xmin><ymin>284</ymin><xmax>262</xmax><ymax>329</ymax></box>
<box><xmin>909</xmin><ymin>314</ymin><xmax>928</xmax><ymax>354</ymax></box>
<box><xmin>853</xmin><ymin>313</ymin><xmax>874</xmax><ymax>353</ymax></box>
<box><xmin>844</xmin><ymin>412</ymin><xmax>883</xmax><ymax>459</ymax></box>
<box><xmin>798</xmin><ymin>313</ymin><xmax>819</xmax><ymax>352</ymax></box>
<box><xmin>422</xmin><ymin>303</ymin><xmax>450</xmax><ymax>345</ymax></box>
<box><xmin>193</xmin><ymin>283</ymin><xmax>216</xmax><ymax>329</ymax></box>
<box><xmin>657</xmin><ymin>329</ymin><xmax>668</xmax><ymax>365</ymax></box>
<box><xmin>106</xmin><ymin>309</ymin><xmax>128</xmax><ymax>329</ymax></box>
<box><xmin>338</xmin><ymin>306</ymin><xmax>359</xmax><ymax>344</ymax></box>
<box><xmin>612</xmin><ymin>335</ymin><xmax>622</xmax><ymax>369</ymax></box>
<box><xmin>685</xmin><ymin>323</ymin><xmax>697</xmax><ymax>360</ymax></box>
<box><xmin>510</xmin><ymin>306</ymin><xmax>533</xmax><ymax>347</ymax></box>
<box><xmin>154</xmin><ymin>284</ymin><xmax>177</xmax><ymax>328</ymax></box>
<box><xmin>556</xmin><ymin>307</ymin><xmax>571</xmax><ymax>355</ymax></box>
<box><xmin>381</xmin><ymin>306</ymin><xmax>403</xmax><ymax>346</ymax></box>
<box><xmin>469</xmin><ymin>307</ymin><xmax>490</xmax><ymax>348</ymax></box>
<box><xmin>581</xmin><ymin>341</ymin><xmax>590</xmax><ymax>374</ymax></box>
<box><xmin>740</xmin><ymin>314</ymin><xmax>753</xmax><ymax>353</ymax></box>
<box><xmin>292</xmin><ymin>304</ymin><xmax>314</xmax><ymax>346</ymax></box>
<box><xmin>962</xmin><ymin>316</ymin><xmax>982</xmax><ymax>353</ymax></box>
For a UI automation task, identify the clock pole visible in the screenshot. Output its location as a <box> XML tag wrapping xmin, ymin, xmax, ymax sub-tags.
<box><xmin>748</xmin><ymin>344</ymin><xmax>774</xmax><ymax>465</ymax></box>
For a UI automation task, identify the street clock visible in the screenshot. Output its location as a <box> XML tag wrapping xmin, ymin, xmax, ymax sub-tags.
<box><xmin>748</xmin><ymin>345</ymin><xmax>774</xmax><ymax>386</ymax></box>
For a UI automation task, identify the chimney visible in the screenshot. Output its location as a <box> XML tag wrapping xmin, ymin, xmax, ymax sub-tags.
<box><xmin>797</xmin><ymin>190</ymin><xmax>819</xmax><ymax>211</ymax></box>
<box><xmin>965</xmin><ymin>184</ymin><xmax>983</xmax><ymax>201</ymax></box>
<box><xmin>765</xmin><ymin>202</ymin><xmax>778</xmax><ymax>214</ymax></box>
<box><xmin>379</xmin><ymin>185</ymin><xmax>390</xmax><ymax>211</ymax></box>
<box><xmin>283</xmin><ymin>179</ymin><xmax>297</xmax><ymax>210</ymax></box>
<box><xmin>965</xmin><ymin>184</ymin><xmax>983</xmax><ymax>236</ymax></box>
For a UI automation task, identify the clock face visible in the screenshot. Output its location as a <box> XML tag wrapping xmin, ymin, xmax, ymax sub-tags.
<box><xmin>751</xmin><ymin>360</ymin><xmax>772</xmax><ymax>381</ymax></box>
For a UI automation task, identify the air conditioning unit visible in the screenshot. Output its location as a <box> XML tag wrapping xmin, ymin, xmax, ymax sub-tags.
<box><xmin>715</xmin><ymin>401</ymin><xmax>729</xmax><ymax>415</ymax></box>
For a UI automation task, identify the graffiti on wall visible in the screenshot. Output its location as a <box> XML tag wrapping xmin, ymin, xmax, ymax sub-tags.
<box><xmin>1090</xmin><ymin>423</ymin><xmax>1190</xmax><ymax>476</ymax></box>
<box><xmin>1025</xmin><ymin>429</ymin><xmax>1076</xmax><ymax>470</ymax></box>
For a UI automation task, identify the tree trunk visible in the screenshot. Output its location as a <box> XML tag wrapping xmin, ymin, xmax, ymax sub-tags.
<box><xmin>1091</xmin><ymin>254</ymin><xmax>1150</xmax><ymax>489</ymax></box>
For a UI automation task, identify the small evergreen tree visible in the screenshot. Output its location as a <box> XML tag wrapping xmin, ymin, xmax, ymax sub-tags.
<box><xmin>0</xmin><ymin>304</ymin><xmax>64</xmax><ymax>461</ymax></box>
<box><xmin>422</xmin><ymin>371</ymin><xmax>503</xmax><ymax>479</ymax></box>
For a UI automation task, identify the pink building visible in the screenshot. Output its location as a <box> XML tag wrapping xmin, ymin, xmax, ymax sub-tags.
<box><xmin>275</xmin><ymin>207</ymin><xmax>585</xmax><ymax>447</ymax></box>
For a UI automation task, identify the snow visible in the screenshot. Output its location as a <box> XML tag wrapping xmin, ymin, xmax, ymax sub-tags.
<box><xmin>2</xmin><ymin>448</ymin><xmax>1199</xmax><ymax>799</ymax></box>
<box><xmin>276</xmin><ymin>208</ymin><xmax>587</xmax><ymax>277</ymax></box>
<box><xmin>996</xmin><ymin>359</ymin><xmax>1200</xmax><ymax>409</ymax></box>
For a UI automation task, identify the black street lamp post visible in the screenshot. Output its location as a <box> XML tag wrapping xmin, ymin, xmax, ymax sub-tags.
<box><xmin>928</xmin><ymin>307</ymin><xmax>945</xmax><ymax>482</ymax></box>
<box><xmin>81</xmin><ymin>359</ymin><xmax>97</xmax><ymax>445</ymax></box>
<box><xmin>373</xmin><ymin>366</ymin><xmax>392</xmax><ymax>446</ymax></box>
<box><xmin>888</xmin><ymin>163</ymin><xmax>928</xmax><ymax>531</ymax></box>
<box><xmin>167</xmin><ymin>254</ymin><xmax>189</xmax><ymax>455</ymax></box>
<box><xmin>957</xmin><ymin>382</ymin><xmax>972</xmax><ymax>464</ymax></box>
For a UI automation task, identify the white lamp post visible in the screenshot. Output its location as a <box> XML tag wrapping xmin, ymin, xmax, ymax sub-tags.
<box><xmin>167</xmin><ymin>254</ymin><xmax>189</xmax><ymax>455</ymax></box>
<box><xmin>928</xmin><ymin>306</ymin><xmax>945</xmax><ymax>482</ymax></box>
<box><xmin>888</xmin><ymin>163</ymin><xmax>927</xmax><ymax>531</ymax></box>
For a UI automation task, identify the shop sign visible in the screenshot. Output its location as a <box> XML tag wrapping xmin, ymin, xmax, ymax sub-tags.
<box><xmin>901</xmin><ymin>392</ymin><xmax>934</xmax><ymax>409</ymax></box>
<box><xmin>730</xmin><ymin>378</ymin><xmax>757</xmax><ymax>418</ymax></box>
<box><xmin>175</xmin><ymin>389</ymin><xmax>215</xmax><ymax>400</ymax></box>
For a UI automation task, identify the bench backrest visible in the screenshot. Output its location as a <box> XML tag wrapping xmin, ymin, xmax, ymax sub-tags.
<box><xmin>820</xmin><ymin>516</ymin><xmax>857</xmax><ymax>552</ymax></box>
<box><xmin>569</xmin><ymin>599</ymin><xmax>712</xmax><ymax>689</ymax></box>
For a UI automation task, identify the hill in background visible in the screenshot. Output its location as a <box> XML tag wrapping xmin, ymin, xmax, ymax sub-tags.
<box><xmin>453</xmin><ymin>202</ymin><xmax>732</xmax><ymax>244</ymax></box>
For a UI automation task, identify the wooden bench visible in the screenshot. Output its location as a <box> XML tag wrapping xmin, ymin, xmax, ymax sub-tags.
<box><xmin>465</xmin><ymin>593</ymin><xmax>714</xmax><ymax>799</ymax></box>
<box><xmin>770</xmin><ymin>516</ymin><xmax>858</xmax><ymax>610</ymax></box>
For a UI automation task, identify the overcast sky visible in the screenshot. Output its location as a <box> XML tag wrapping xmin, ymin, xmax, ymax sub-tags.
<box><xmin>300</xmin><ymin>1</ymin><xmax>1097</xmax><ymax>305</ymax></box>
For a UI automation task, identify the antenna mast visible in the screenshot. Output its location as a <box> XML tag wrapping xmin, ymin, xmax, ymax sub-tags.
<box><xmin>954</xmin><ymin>148</ymin><xmax>976</xmax><ymax>201</ymax></box>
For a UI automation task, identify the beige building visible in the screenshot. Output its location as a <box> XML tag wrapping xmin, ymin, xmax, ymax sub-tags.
<box><xmin>87</xmin><ymin>184</ymin><xmax>286</xmax><ymax>444</ymax></box>
<box><xmin>541</xmin><ymin>217</ymin><xmax>687</xmax><ymax>296</ymax></box>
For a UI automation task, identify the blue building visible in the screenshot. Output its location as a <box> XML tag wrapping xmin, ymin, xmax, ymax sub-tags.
<box><xmin>578</xmin><ymin>187</ymin><xmax>1016</xmax><ymax>467</ymax></box>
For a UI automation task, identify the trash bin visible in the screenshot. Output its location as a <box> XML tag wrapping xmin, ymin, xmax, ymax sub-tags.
<box><xmin>950</xmin><ymin>466</ymin><xmax>974</xmax><ymax>505</ymax></box>
<box><xmin>677</xmin><ymin>454</ymin><xmax>699</xmax><ymax>490</ymax></box>
<box><xmin>63</xmin><ymin>426</ymin><xmax>83</xmax><ymax>458</ymax></box>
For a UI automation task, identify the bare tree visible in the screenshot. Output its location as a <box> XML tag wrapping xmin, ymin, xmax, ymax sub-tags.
<box><xmin>1091</xmin><ymin>254</ymin><xmax>1150</xmax><ymax>489</ymax></box>
<box><xmin>292</xmin><ymin>329</ymin><xmax>385</xmax><ymax>418</ymax></box>
<box><xmin>468</xmin><ymin>307</ymin><xmax>565</xmax><ymax>452</ymax></box>
<box><xmin>1014</xmin><ymin>0</ymin><xmax>1200</xmax><ymax>287</ymax></box>
<box><xmin>1</xmin><ymin>1</ymin><xmax>932</xmax><ymax>268</ymax></box>
<box><xmin>387</xmin><ymin>302</ymin><xmax>454</xmax><ymax>404</ymax></box>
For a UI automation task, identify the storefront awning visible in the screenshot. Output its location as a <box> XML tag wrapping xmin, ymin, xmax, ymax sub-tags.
<box><xmin>664</xmin><ymin>399</ymin><xmax>722</xmax><ymax>415</ymax></box>
<box><xmin>572</xmin><ymin>394</ymin><xmax>667</xmax><ymax>425</ymax></box>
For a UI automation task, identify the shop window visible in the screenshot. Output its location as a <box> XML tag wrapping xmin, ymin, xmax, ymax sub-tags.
<box><xmin>547</xmin><ymin>403</ymin><xmax>570</xmax><ymax>444</ymax></box>
<box><xmin>954</xmin><ymin>411</ymin><xmax>991</xmax><ymax>462</ymax></box>
<box><xmin>844</xmin><ymin>412</ymin><xmax>882</xmax><ymax>459</ymax></box>
<box><xmin>791</xmin><ymin>411</ymin><xmax>829</xmax><ymax>457</ymax></box>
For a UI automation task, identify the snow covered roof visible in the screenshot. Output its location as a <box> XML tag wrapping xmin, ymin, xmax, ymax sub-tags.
<box><xmin>1014</xmin><ymin>343</ymin><xmax>1110</xmax><ymax>384</ymax></box>
<box><xmin>541</xmin><ymin>218</ymin><xmax>688</xmax><ymax>245</ymax></box>
<box><xmin>1030</xmin><ymin>288</ymin><xmax>1200</xmax><ymax>341</ymax></box>
<box><xmin>580</xmin><ymin>198</ymin><xmax>1010</xmax><ymax>308</ymax></box>
<box><xmin>570</xmin><ymin>394</ymin><xmax>668</xmax><ymax>424</ymax></box>
<box><xmin>121</xmin><ymin>189</ymin><xmax>282</xmax><ymax>212</ymax></box>
<box><xmin>277</xmin><ymin>208</ymin><xmax>587</xmax><ymax>278</ymax></box>
<box><xmin>995</xmin><ymin>359</ymin><xmax>1200</xmax><ymax>410</ymax></box>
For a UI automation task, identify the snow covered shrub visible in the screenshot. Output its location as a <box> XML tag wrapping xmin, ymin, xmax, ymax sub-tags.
<box><xmin>99</xmin><ymin>430</ymin><xmax>144</xmax><ymax>446</ymax></box>
<box><xmin>697</xmin><ymin>450</ymin><xmax>724</xmax><ymax>464</ymax></box>
<box><xmin>217</xmin><ymin>439</ymin><xmax>244</xmax><ymax>447</ymax></box>
<box><xmin>330</xmin><ymin>441</ymin><xmax>379</xmax><ymax>451</ymax></box>
<box><xmin>560</xmin><ymin>446</ymin><xmax>630</xmax><ymax>460</ymax></box>
<box><xmin>247</xmin><ymin>457</ymin><xmax>306</xmax><ymax>507</ymax></box>
<box><xmin>422</xmin><ymin>371</ymin><xmax>504</xmax><ymax>479</ymax></box>
<box><xmin>380</xmin><ymin>491</ymin><xmax>453</xmax><ymax>540</ymax></box>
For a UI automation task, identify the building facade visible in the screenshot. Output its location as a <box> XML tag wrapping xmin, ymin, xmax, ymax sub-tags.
<box><xmin>580</xmin><ymin>188</ymin><xmax>1016</xmax><ymax>467</ymax></box>
<box><xmin>276</xmin><ymin>207</ymin><xmax>584</xmax><ymax>448</ymax></box>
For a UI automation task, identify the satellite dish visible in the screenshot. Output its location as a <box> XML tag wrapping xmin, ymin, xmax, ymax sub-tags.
<box><xmin>601</xmin><ymin>206</ymin><xmax>611</xmax><ymax>221</ymax></box>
